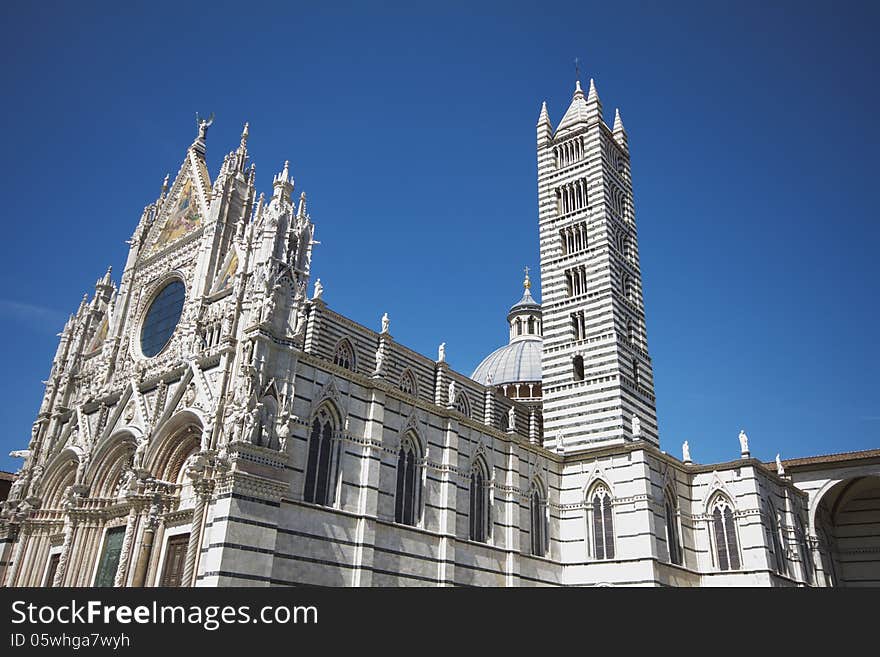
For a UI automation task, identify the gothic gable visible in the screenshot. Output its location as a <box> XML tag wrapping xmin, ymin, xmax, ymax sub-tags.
<box><xmin>142</xmin><ymin>150</ymin><xmax>210</xmax><ymax>260</ymax></box>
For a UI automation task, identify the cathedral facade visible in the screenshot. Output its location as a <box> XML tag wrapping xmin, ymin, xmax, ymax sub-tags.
<box><xmin>1</xmin><ymin>80</ymin><xmax>878</xmax><ymax>587</ymax></box>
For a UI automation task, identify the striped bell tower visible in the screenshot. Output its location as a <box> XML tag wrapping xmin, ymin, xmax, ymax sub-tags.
<box><xmin>537</xmin><ymin>77</ymin><xmax>658</xmax><ymax>453</ymax></box>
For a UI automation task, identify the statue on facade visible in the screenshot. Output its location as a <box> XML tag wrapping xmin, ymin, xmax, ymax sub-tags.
<box><xmin>632</xmin><ymin>414</ymin><xmax>641</xmax><ymax>437</ymax></box>
<box><xmin>776</xmin><ymin>453</ymin><xmax>785</xmax><ymax>476</ymax></box>
<box><xmin>438</xmin><ymin>342</ymin><xmax>446</xmax><ymax>363</ymax></box>
<box><xmin>739</xmin><ymin>429</ymin><xmax>750</xmax><ymax>456</ymax></box>
<box><xmin>682</xmin><ymin>440</ymin><xmax>691</xmax><ymax>463</ymax></box>
<box><xmin>132</xmin><ymin>438</ymin><xmax>147</xmax><ymax>471</ymax></box>
<box><xmin>448</xmin><ymin>380</ymin><xmax>456</xmax><ymax>405</ymax></box>
<box><xmin>375</xmin><ymin>345</ymin><xmax>384</xmax><ymax>374</ymax></box>
<box><xmin>508</xmin><ymin>406</ymin><xmax>516</xmax><ymax>431</ymax></box>
<box><xmin>381</xmin><ymin>312</ymin><xmax>390</xmax><ymax>334</ymax></box>
<box><xmin>244</xmin><ymin>404</ymin><xmax>261</xmax><ymax>444</ymax></box>
<box><xmin>313</xmin><ymin>278</ymin><xmax>323</xmax><ymax>300</ymax></box>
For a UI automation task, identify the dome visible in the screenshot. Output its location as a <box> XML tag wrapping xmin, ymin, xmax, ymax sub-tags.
<box><xmin>471</xmin><ymin>337</ymin><xmax>542</xmax><ymax>386</ymax></box>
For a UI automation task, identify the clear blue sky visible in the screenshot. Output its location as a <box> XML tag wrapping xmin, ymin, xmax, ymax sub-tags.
<box><xmin>0</xmin><ymin>1</ymin><xmax>877</xmax><ymax>473</ymax></box>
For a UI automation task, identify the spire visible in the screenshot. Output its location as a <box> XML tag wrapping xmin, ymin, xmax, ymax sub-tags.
<box><xmin>587</xmin><ymin>78</ymin><xmax>598</xmax><ymax>101</ymax></box>
<box><xmin>613</xmin><ymin>108</ymin><xmax>624</xmax><ymax>132</ymax></box>
<box><xmin>556</xmin><ymin>78</ymin><xmax>592</xmax><ymax>133</ymax></box>
<box><xmin>537</xmin><ymin>101</ymin><xmax>551</xmax><ymax>127</ymax></box>
<box><xmin>297</xmin><ymin>191</ymin><xmax>307</xmax><ymax>218</ymax></box>
<box><xmin>523</xmin><ymin>265</ymin><xmax>531</xmax><ymax>290</ymax></box>
<box><xmin>612</xmin><ymin>107</ymin><xmax>629</xmax><ymax>153</ymax></box>
<box><xmin>233</xmin><ymin>122</ymin><xmax>250</xmax><ymax>173</ymax></box>
<box><xmin>272</xmin><ymin>160</ymin><xmax>294</xmax><ymax>202</ymax></box>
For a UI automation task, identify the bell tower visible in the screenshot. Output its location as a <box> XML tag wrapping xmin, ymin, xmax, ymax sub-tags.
<box><xmin>537</xmin><ymin>77</ymin><xmax>658</xmax><ymax>453</ymax></box>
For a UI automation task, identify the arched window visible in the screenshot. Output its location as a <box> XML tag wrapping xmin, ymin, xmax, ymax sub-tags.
<box><xmin>469</xmin><ymin>458</ymin><xmax>490</xmax><ymax>543</ymax></box>
<box><xmin>589</xmin><ymin>483</ymin><xmax>615</xmax><ymax>560</ymax></box>
<box><xmin>766</xmin><ymin>499</ymin><xmax>787</xmax><ymax>575</ymax></box>
<box><xmin>454</xmin><ymin>392</ymin><xmax>470</xmax><ymax>418</ymax></box>
<box><xmin>398</xmin><ymin>369</ymin><xmax>417</xmax><ymax>397</ymax></box>
<box><xmin>795</xmin><ymin>515</ymin><xmax>814</xmax><ymax>585</ymax></box>
<box><xmin>394</xmin><ymin>434</ymin><xmax>421</xmax><ymax>526</ymax></box>
<box><xmin>530</xmin><ymin>481</ymin><xmax>549</xmax><ymax>557</ymax></box>
<box><xmin>573</xmin><ymin>355</ymin><xmax>585</xmax><ymax>382</ymax></box>
<box><xmin>665</xmin><ymin>488</ymin><xmax>683</xmax><ymax>566</ymax></box>
<box><xmin>304</xmin><ymin>406</ymin><xmax>337</xmax><ymax>506</ymax></box>
<box><xmin>333</xmin><ymin>339</ymin><xmax>355</xmax><ymax>371</ymax></box>
<box><xmin>710</xmin><ymin>496</ymin><xmax>740</xmax><ymax>571</ymax></box>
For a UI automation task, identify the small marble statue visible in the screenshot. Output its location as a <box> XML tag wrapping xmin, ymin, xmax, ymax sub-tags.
<box><xmin>448</xmin><ymin>380</ymin><xmax>456</xmax><ymax>405</ymax></box>
<box><xmin>375</xmin><ymin>346</ymin><xmax>384</xmax><ymax>373</ymax></box>
<box><xmin>313</xmin><ymin>278</ymin><xmax>323</xmax><ymax>300</ymax></box>
<box><xmin>508</xmin><ymin>406</ymin><xmax>516</xmax><ymax>431</ymax></box>
<box><xmin>632</xmin><ymin>414</ymin><xmax>641</xmax><ymax>437</ymax></box>
<box><xmin>776</xmin><ymin>453</ymin><xmax>785</xmax><ymax>476</ymax></box>
<box><xmin>739</xmin><ymin>429</ymin><xmax>749</xmax><ymax>455</ymax></box>
<box><xmin>438</xmin><ymin>342</ymin><xmax>446</xmax><ymax>363</ymax></box>
<box><xmin>381</xmin><ymin>312</ymin><xmax>390</xmax><ymax>334</ymax></box>
<box><xmin>682</xmin><ymin>440</ymin><xmax>691</xmax><ymax>463</ymax></box>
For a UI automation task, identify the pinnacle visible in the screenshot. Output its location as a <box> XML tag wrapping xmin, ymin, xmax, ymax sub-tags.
<box><xmin>613</xmin><ymin>107</ymin><xmax>625</xmax><ymax>132</ymax></box>
<box><xmin>587</xmin><ymin>78</ymin><xmax>599</xmax><ymax>103</ymax></box>
<box><xmin>537</xmin><ymin>100</ymin><xmax>551</xmax><ymax>126</ymax></box>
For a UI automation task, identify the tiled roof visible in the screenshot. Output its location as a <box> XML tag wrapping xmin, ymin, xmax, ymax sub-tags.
<box><xmin>776</xmin><ymin>448</ymin><xmax>880</xmax><ymax>469</ymax></box>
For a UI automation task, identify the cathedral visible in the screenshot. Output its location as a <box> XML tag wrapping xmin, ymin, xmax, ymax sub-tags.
<box><xmin>1</xmin><ymin>78</ymin><xmax>878</xmax><ymax>587</ymax></box>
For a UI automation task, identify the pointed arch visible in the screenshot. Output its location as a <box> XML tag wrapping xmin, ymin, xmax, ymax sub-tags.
<box><xmin>332</xmin><ymin>337</ymin><xmax>356</xmax><ymax>372</ymax></box>
<box><xmin>394</xmin><ymin>430</ymin><xmax>423</xmax><ymax>526</ymax></box>
<box><xmin>708</xmin><ymin>493</ymin><xmax>740</xmax><ymax>571</ymax></box>
<box><xmin>304</xmin><ymin>401</ymin><xmax>342</xmax><ymax>507</ymax></box>
<box><xmin>453</xmin><ymin>391</ymin><xmax>471</xmax><ymax>419</ymax></box>
<box><xmin>586</xmin><ymin>479</ymin><xmax>615</xmax><ymax>560</ymax></box>
<box><xmin>764</xmin><ymin>497</ymin><xmax>788</xmax><ymax>575</ymax></box>
<box><xmin>468</xmin><ymin>455</ymin><xmax>491</xmax><ymax>543</ymax></box>
<box><xmin>398</xmin><ymin>368</ymin><xmax>418</xmax><ymax>397</ymax></box>
<box><xmin>664</xmin><ymin>484</ymin><xmax>683</xmax><ymax>566</ymax></box>
<box><xmin>529</xmin><ymin>476</ymin><xmax>549</xmax><ymax>557</ymax></box>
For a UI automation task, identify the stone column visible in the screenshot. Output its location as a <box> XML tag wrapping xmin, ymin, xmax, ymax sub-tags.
<box><xmin>504</xmin><ymin>443</ymin><xmax>521</xmax><ymax>587</ymax></box>
<box><xmin>113</xmin><ymin>510</ymin><xmax>138</xmax><ymax>587</ymax></box>
<box><xmin>435</xmin><ymin>418</ymin><xmax>459</xmax><ymax>586</ymax></box>
<box><xmin>4</xmin><ymin>525</ymin><xmax>29</xmax><ymax>587</ymax></box>
<box><xmin>52</xmin><ymin>517</ymin><xmax>77</xmax><ymax>587</ymax></box>
<box><xmin>351</xmin><ymin>388</ymin><xmax>385</xmax><ymax>586</ymax></box>
<box><xmin>182</xmin><ymin>480</ymin><xmax>212</xmax><ymax>587</ymax></box>
<box><xmin>131</xmin><ymin>504</ymin><xmax>159</xmax><ymax>587</ymax></box>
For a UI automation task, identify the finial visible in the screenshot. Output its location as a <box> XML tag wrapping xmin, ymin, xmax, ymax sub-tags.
<box><xmin>613</xmin><ymin>108</ymin><xmax>625</xmax><ymax>133</ymax></box>
<box><xmin>587</xmin><ymin>78</ymin><xmax>598</xmax><ymax>103</ymax></box>
<box><xmin>537</xmin><ymin>100</ymin><xmax>551</xmax><ymax>127</ymax></box>
<box><xmin>574</xmin><ymin>56</ymin><xmax>580</xmax><ymax>83</ymax></box>
<box><xmin>241</xmin><ymin>121</ymin><xmax>250</xmax><ymax>144</ymax></box>
<box><xmin>161</xmin><ymin>174</ymin><xmax>169</xmax><ymax>196</ymax></box>
<box><xmin>523</xmin><ymin>266</ymin><xmax>531</xmax><ymax>290</ymax></box>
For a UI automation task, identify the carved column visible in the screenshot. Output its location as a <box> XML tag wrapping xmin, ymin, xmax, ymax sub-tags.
<box><xmin>52</xmin><ymin>516</ymin><xmax>77</xmax><ymax>587</ymax></box>
<box><xmin>131</xmin><ymin>504</ymin><xmax>159</xmax><ymax>587</ymax></box>
<box><xmin>4</xmin><ymin>525</ymin><xmax>29</xmax><ymax>587</ymax></box>
<box><xmin>113</xmin><ymin>510</ymin><xmax>138</xmax><ymax>587</ymax></box>
<box><xmin>182</xmin><ymin>479</ymin><xmax>212</xmax><ymax>587</ymax></box>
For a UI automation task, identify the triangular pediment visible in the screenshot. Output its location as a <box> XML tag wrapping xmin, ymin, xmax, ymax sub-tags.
<box><xmin>142</xmin><ymin>149</ymin><xmax>210</xmax><ymax>259</ymax></box>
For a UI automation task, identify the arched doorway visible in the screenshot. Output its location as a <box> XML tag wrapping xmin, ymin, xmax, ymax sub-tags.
<box><xmin>814</xmin><ymin>476</ymin><xmax>880</xmax><ymax>587</ymax></box>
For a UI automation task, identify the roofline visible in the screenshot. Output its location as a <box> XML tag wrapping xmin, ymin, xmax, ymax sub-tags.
<box><xmin>773</xmin><ymin>448</ymin><xmax>880</xmax><ymax>471</ymax></box>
